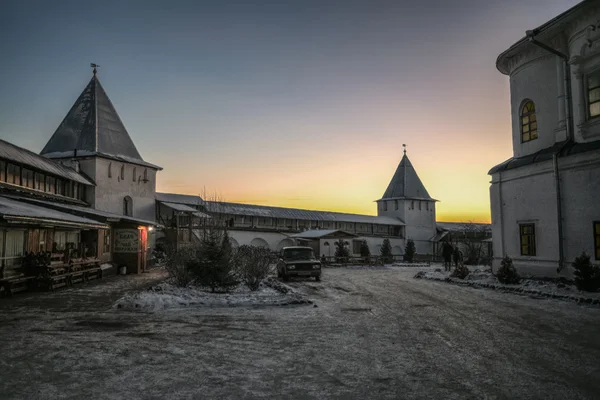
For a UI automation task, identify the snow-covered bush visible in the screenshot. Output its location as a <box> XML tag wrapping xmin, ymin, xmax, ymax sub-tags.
<box><xmin>403</xmin><ymin>239</ymin><xmax>416</xmax><ymax>263</ymax></box>
<box><xmin>496</xmin><ymin>255</ymin><xmax>520</xmax><ymax>284</ymax></box>
<box><xmin>572</xmin><ymin>252</ymin><xmax>600</xmax><ymax>292</ymax></box>
<box><xmin>380</xmin><ymin>238</ymin><xmax>393</xmax><ymax>263</ymax></box>
<box><xmin>451</xmin><ymin>263</ymin><xmax>469</xmax><ymax>279</ymax></box>
<box><xmin>234</xmin><ymin>245</ymin><xmax>274</xmax><ymax>291</ymax></box>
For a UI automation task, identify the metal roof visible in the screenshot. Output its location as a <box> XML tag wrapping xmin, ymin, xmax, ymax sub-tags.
<box><xmin>496</xmin><ymin>1</ymin><xmax>591</xmax><ymax>75</ymax></box>
<box><xmin>436</xmin><ymin>222</ymin><xmax>492</xmax><ymax>232</ymax></box>
<box><xmin>290</xmin><ymin>229</ymin><xmax>357</xmax><ymax>239</ymax></box>
<box><xmin>202</xmin><ymin>200</ymin><xmax>406</xmax><ymax>226</ymax></box>
<box><xmin>7</xmin><ymin>196</ymin><xmax>157</xmax><ymax>226</ymax></box>
<box><xmin>0</xmin><ymin>139</ymin><xmax>93</xmax><ymax>185</ymax></box>
<box><xmin>43</xmin><ymin>150</ymin><xmax>161</xmax><ymax>170</ymax></box>
<box><xmin>379</xmin><ymin>154</ymin><xmax>434</xmax><ymax>201</ymax></box>
<box><xmin>41</xmin><ymin>74</ymin><xmax>156</xmax><ymax>167</ymax></box>
<box><xmin>156</xmin><ymin>192</ymin><xmax>203</xmax><ymax>207</ymax></box>
<box><xmin>159</xmin><ymin>201</ymin><xmax>212</xmax><ymax>218</ymax></box>
<box><xmin>488</xmin><ymin>139</ymin><xmax>600</xmax><ymax>175</ymax></box>
<box><xmin>0</xmin><ymin>196</ymin><xmax>108</xmax><ymax>229</ymax></box>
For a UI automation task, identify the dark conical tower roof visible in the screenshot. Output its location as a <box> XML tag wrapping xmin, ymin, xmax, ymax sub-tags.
<box><xmin>41</xmin><ymin>73</ymin><xmax>144</xmax><ymax>161</ymax></box>
<box><xmin>380</xmin><ymin>154</ymin><xmax>433</xmax><ymax>200</ymax></box>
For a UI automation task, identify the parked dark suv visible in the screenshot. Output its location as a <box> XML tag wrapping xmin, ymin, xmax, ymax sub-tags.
<box><xmin>277</xmin><ymin>246</ymin><xmax>322</xmax><ymax>281</ymax></box>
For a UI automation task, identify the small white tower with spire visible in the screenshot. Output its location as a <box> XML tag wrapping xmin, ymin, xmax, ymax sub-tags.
<box><xmin>376</xmin><ymin>146</ymin><xmax>437</xmax><ymax>255</ymax></box>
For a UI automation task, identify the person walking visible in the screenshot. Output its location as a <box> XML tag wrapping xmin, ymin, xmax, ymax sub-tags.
<box><xmin>442</xmin><ymin>242</ymin><xmax>453</xmax><ymax>271</ymax></box>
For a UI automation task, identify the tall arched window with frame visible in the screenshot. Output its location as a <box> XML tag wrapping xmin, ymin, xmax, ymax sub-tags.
<box><xmin>521</xmin><ymin>100</ymin><xmax>538</xmax><ymax>143</ymax></box>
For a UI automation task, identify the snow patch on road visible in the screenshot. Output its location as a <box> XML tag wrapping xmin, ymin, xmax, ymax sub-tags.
<box><xmin>415</xmin><ymin>268</ymin><xmax>600</xmax><ymax>305</ymax></box>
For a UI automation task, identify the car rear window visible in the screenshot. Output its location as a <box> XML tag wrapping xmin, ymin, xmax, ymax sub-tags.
<box><xmin>283</xmin><ymin>248</ymin><xmax>315</xmax><ymax>260</ymax></box>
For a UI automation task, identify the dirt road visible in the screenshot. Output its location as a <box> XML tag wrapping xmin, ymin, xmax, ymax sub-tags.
<box><xmin>1</xmin><ymin>267</ymin><xmax>599</xmax><ymax>399</ymax></box>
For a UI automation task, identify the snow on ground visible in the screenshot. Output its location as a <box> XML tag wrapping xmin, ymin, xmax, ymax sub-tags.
<box><xmin>415</xmin><ymin>264</ymin><xmax>600</xmax><ymax>303</ymax></box>
<box><xmin>114</xmin><ymin>279</ymin><xmax>311</xmax><ymax>311</ymax></box>
<box><xmin>1</xmin><ymin>268</ymin><xmax>600</xmax><ymax>399</ymax></box>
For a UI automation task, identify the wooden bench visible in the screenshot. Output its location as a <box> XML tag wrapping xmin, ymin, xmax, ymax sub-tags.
<box><xmin>0</xmin><ymin>275</ymin><xmax>37</xmax><ymax>297</ymax></box>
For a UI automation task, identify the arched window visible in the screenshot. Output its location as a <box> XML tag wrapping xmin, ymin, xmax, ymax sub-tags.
<box><xmin>143</xmin><ymin>168</ymin><xmax>148</xmax><ymax>182</ymax></box>
<box><xmin>108</xmin><ymin>163</ymin><xmax>112</xmax><ymax>178</ymax></box>
<box><xmin>133</xmin><ymin>167</ymin><xmax>137</xmax><ymax>182</ymax></box>
<box><xmin>521</xmin><ymin>100</ymin><xmax>538</xmax><ymax>143</ymax></box>
<box><xmin>123</xmin><ymin>196</ymin><xmax>133</xmax><ymax>216</ymax></box>
<box><xmin>120</xmin><ymin>165</ymin><xmax>125</xmax><ymax>180</ymax></box>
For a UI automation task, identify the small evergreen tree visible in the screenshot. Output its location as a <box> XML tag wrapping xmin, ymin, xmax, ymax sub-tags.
<box><xmin>404</xmin><ymin>239</ymin><xmax>416</xmax><ymax>263</ymax></box>
<box><xmin>334</xmin><ymin>239</ymin><xmax>349</xmax><ymax>263</ymax></box>
<box><xmin>189</xmin><ymin>229</ymin><xmax>239</xmax><ymax>292</ymax></box>
<box><xmin>572</xmin><ymin>252</ymin><xmax>600</xmax><ymax>292</ymax></box>
<box><xmin>496</xmin><ymin>255</ymin><xmax>520</xmax><ymax>284</ymax></box>
<box><xmin>359</xmin><ymin>240</ymin><xmax>371</xmax><ymax>258</ymax></box>
<box><xmin>380</xmin><ymin>238</ymin><xmax>393</xmax><ymax>264</ymax></box>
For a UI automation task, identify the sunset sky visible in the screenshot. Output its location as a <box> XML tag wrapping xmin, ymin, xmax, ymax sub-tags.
<box><xmin>0</xmin><ymin>0</ymin><xmax>580</xmax><ymax>223</ymax></box>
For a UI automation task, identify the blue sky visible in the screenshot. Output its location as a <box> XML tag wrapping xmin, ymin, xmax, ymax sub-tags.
<box><xmin>0</xmin><ymin>0</ymin><xmax>581</xmax><ymax>221</ymax></box>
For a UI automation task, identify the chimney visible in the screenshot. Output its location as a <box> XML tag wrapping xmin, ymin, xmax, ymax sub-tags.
<box><xmin>72</xmin><ymin>148</ymin><xmax>80</xmax><ymax>172</ymax></box>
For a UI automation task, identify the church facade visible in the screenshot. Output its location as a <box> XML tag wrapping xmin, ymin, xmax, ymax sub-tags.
<box><xmin>489</xmin><ymin>1</ymin><xmax>600</xmax><ymax>276</ymax></box>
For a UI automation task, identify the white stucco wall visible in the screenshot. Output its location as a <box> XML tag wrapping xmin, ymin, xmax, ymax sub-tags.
<box><xmin>556</xmin><ymin>152</ymin><xmax>600</xmax><ymax>264</ymax></box>
<box><xmin>491</xmin><ymin>3</ymin><xmax>600</xmax><ymax>276</ymax></box>
<box><xmin>377</xmin><ymin>199</ymin><xmax>435</xmax><ymax>255</ymax></box>
<box><xmin>490</xmin><ymin>150</ymin><xmax>600</xmax><ymax>276</ymax></box>
<box><xmin>402</xmin><ymin>201</ymin><xmax>436</xmax><ymax>254</ymax></box>
<box><xmin>509</xmin><ymin>55</ymin><xmax>562</xmax><ymax>158</ymax></box>
<box><xmin>490</xmin><ymin>160</ymin><xmax>560</xmax><ymax>274</ymax></box>
<box><xmin>91</xmin><ymin>157</ymin><xmax>158</xmax><ymax>222</ymax></box>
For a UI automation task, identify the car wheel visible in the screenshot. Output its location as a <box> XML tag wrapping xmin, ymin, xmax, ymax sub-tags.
<box><xmin>315</xmin><ymin>275</ymin><xmax>321</xmax><ymax>282</ymax></box>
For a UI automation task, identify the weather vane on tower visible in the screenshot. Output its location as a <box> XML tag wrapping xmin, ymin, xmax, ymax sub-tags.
<box><xmin>403</xmin><ymin>143</ymin><xmax>407</xmax><ymax>155</ymax></box>
<box><xmin>90</xmin><ymin>63</ymin><xmax>99</xmax><ymax>76</ymax></box>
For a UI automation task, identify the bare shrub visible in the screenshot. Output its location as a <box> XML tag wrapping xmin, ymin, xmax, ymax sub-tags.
<box><xmin>165</xmin><ymin>247</ymin><xmax>196</xmax><ymax>287</ymax></box>
<box><xmin>234</xmin><ymin>245</ymin><xmax>274</xmax><ymax>291</ymax></box>
<box><xmin>451</xmin><ymin>263</ymin><xmax>469</xmax><ymax>279</ymax></box>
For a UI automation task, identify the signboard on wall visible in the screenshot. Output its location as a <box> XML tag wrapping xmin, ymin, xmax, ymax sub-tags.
<box><xmin>114</xmin><ymin>229</ymin><xmax>139</xmax><ymax>253</ymax></box>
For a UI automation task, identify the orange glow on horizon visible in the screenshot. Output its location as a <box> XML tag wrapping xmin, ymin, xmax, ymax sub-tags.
<box><xmin>156</xmin><ymin>141</ymin><xmax>499</xmax><ymax>225</ymax></box>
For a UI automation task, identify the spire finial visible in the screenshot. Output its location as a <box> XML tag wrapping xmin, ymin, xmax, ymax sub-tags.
<box><xmin>90</xmin><ymin>63</ymin><xmax>99</xmax><ymax>76</ymax></box>
<box><xmin>402</xmin><ymin>143</ymin><xmax>407</xmax><ymax>156</ymax></box>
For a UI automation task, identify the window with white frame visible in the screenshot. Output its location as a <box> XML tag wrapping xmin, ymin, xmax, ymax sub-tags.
<box><xmin>520</xmin><ymin>100</ymin><xmax>538</xmax><ymax>143</ymax></box>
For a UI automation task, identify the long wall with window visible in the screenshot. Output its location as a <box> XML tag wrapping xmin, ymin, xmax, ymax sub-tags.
<box><xmin>0</xmin><ymin>159</ymin><xmax>86</xmax><ymax>201</ymax></box>
<box><xmin>0</xmin><ymin>227</ymin><xmax>112</xmax><ymax>278</ymax></box>
<box><xmin>221</xmin><ymin>213</ymin><xmax>403</xmax><ymax>238</ymax></box>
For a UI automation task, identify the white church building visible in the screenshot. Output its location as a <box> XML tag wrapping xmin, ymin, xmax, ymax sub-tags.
<box><xmin>489</xmin><ymin>0</ymin><xmax>600</xmax><ymax>276</ymax></box>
